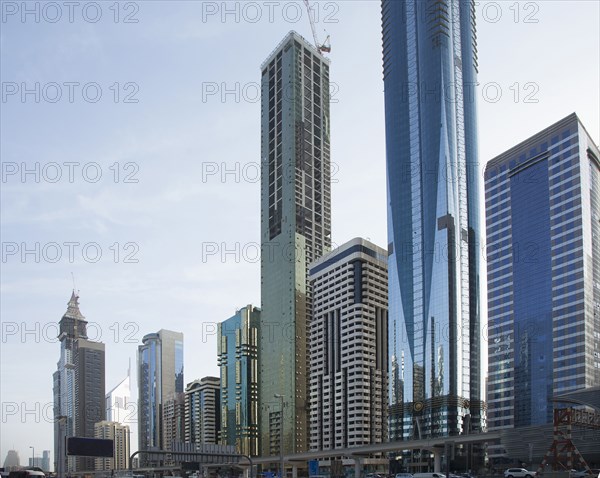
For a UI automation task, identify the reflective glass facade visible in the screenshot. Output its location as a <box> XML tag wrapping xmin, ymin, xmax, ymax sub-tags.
<box><xmin>485</xmin><ymin>114</ymin><xmax>600</xmax><ymax>439</ymax></box>
<box><xmin>185</xmin><ymin>377</ymin><xmax>220</xmax><ymax>445</ymax></box>
<box><xmin>138</xmin><ymin>329</ymin><xmax>184</xmax><ymax>465</ymax></box>
<box><xmin>218</xmin><ymin>306</ymin><xmax>260</xmax><ymax>455</ymax></box>
<box><xmin>383</xmin><ymin>0</ymin><xmax>484</xmax><ymax>439</ymax></box>
<box><xmin>259</xmin><ymin>31</ymin><xmax>331</xmax><ymax>454</ymax></box>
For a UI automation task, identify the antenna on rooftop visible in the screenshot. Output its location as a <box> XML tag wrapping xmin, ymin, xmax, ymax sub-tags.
<box><xmin>71</xmin><ymin>272</ymin><xmax>77</xmax><ymax>293</ymax></box>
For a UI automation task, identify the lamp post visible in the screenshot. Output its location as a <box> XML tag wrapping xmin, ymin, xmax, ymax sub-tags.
<box><xmin>274</xmin><ymin>394</ymin><xmax>284</xmax><ymax>478</ymax></box>
<box><xmin>29</xmin><ymin>446</ymin><xmax>35</xmax><ymax>468</ymax></box>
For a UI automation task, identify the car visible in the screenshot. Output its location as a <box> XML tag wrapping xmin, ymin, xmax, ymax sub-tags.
<box><xmin>504</xmin><ymin>469</ymin><xmax>537</xmax><ymax>478</ymax></box>
<box><xmin>396</xmin><ymin>474</ymin><xmax>413</xmax><ymax>478</ymax></box>
<box><xmin>571</xmin><ymin>471</ymin><xmax>588</xmax><ymax>478</ymax></box>
<box><xmin>8</xmin><ymin>472</ymin><xmax>46</xmax><ymax>478</ymax></box>
<box><xmin>577</xmin><ymin>471</ymin><xmax>599</xmax><ymax>478</ymax></box>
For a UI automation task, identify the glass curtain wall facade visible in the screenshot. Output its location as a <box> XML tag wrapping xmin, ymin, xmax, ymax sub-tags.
<box><xmin>383</xmin><ymin>0</ymin><xmax>484</xmax><ymax>439</ymax></box>
<box><xmin>259</xmin><ymin>31</ymin><xmax>331</xmax><ymax>454</ymax></box>
<box><xmin>185</xmin><ymin>377</ymin><xmax>221</xmax><ymax>445</ymax></box>
<box><xmin>219</xmin><ymin>306</ymin><xmax>260</xmax><ymax>456</ymax></box>
<box><xmin>485</xmin><ymin>114</ymin><xmax>600</xmax><ymax>450</ymax></box>
<box><xmin>138</xmin><ymin>329</ymin><xmax>184</xmax><ymax>465</ymax></box>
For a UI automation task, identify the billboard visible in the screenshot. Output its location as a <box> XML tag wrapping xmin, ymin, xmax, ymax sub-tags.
<box><xmin>67</xmin><ymin>437</ymin><xmax>113</xmax><ymax>457</ymax></box>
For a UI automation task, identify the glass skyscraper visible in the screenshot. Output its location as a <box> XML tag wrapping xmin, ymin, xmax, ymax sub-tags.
<box><xmin>383</xmin><ymin>0</ymin><xmax>484</xmax><ymax>439</ymax></box>
<box><xmin>259</xmin><ymin>31</ymin><xmax>331</xmax><ymax>454</ymax></box>
<box><xmin>485</xmin><ymin>113</ymin><xmax>600</xmax><ymax>458</ymax></box>
<box><xmin>218</xmin><ymin>306</ymin><xmax>260</xmax><ymax>456</ymax></box>
<box><xmin>185</xmin><ymin>376</ymin><xmax>220</xmax><ymax>445</ymax></box>
<box><xmin>138</xmin><ymin>329</ymin><xmax>184</xmax><ymax>465</ymax></box>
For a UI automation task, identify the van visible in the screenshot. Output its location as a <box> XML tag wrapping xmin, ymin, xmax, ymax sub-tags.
<box><xmin>413</xmin><ymin>473</ymin><xmax>446</xmax><ymax>478</ymax></box>
<box><xmin>9</xmin><ymin>471</ymin><xmax>46</xmax><ymax>478</ymax></box>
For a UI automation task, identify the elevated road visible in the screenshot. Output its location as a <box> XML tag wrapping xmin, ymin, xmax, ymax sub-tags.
<box><xmin>253</xmin><ymin>431</ymin><xmax>502</xmax><ymax>472</ymax></box>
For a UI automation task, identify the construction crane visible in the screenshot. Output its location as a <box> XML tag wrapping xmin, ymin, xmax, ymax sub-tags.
<box><xmin>303</xmin><ymin>0</ymin><xmax>331</xmax><ymax>54</ymax></box>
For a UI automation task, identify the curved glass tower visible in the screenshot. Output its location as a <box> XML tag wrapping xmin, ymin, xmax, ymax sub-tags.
<box><xmin>138</xmin><ymin>329</ymin><xmax>184</xmax><ymax>465</ymax></box>
<box><xmin>383</xmin><ymin>0</ymin><xmax>483</xmax><ymax>439</ymax></box>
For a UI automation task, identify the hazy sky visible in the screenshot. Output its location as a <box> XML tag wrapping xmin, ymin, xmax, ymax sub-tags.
<box><xmin>1</xmin><ymin>0</ymin><xmax>599</xmax><ymax>466</ymax></box>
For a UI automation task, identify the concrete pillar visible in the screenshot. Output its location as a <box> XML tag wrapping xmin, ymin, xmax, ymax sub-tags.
<box><xmin>354</xmin><ymin>458</ymin><xmax>362</xmax><ymax>478</ymax></box>
<box><xmin>292</xmin><ymin>466</ymin><xmax>298</xmax><ymax>478</ymax></box>
<box><xmin>433</xmin><ymin>449</ymin><xmax>442</xmax><ymax>472</ymax></box>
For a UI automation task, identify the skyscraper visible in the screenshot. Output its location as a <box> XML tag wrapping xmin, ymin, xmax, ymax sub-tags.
<box><xmin>53</xmin><ymin>291</ymin><xmax>105</xmax><ymax>474</ymax></box>
<box><xmin>3</xmin><ymin>450</ymin><xmax>20</xmax><ymax>470</ymax></box>
<box><xmin>75</xmin><ymin>337</ymin><xmax>106</xmax><ymax>472</ymax></box>
<box><xmin>485</xmin><ymin>113</ymin><xmax>600</xmax><ymax>458</ymax></box>
<box><xmin>383</xmin><ymin>0</ymin><xmax>483</xmax><ymax>439</ymax></box>
<box><xmin>218</xmin><ymin>306</ymin><xmax>260</xmax><ymax>455</ymax></box>
<box><xmin>41</xmin><ymin>450</ymin><xmax>50</xmax><ymax>472</ymax></box>
<box><xmin>259</xmin><ymin>30</ymin><xmax>331</xmax><ymax>455</ymax></box>
<box><xmin>106</xmin><ymin>364</ymin><xmax>131</xmax><ymax>423</ymax></box>
<box><xmin>308</xmin><ymin>238</ymin><xmax>389</xmax><ymax>450</ymax></box>
<box><xmin>185</xmin><ymin>377</ymin><xmax>221</xmax><ymax>446</ymax></box>
<box><xmin>138</xmin><ymin>329</ymin><xmax>184</xmax><ymax>465</ymax></box>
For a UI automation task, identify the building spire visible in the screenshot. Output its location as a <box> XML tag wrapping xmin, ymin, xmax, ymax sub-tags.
<box><xmin>71</xmin><ymin>272</ymin><xmax>78</xmax><ymax>295</ymax></box>
<box><xmin>59</xmin><ymin>288</ymin><xmax>87</xmax><ymax>340</ymax></box>
<box><xmin>66</xmin><ymin>289</ymin><xmax>84</xmax><ymax>320</ymax></box>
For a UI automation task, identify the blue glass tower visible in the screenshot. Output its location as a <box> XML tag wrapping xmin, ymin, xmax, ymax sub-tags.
<box><xmin>484</xmin><ymin>113</ymin><xmax>600</xmax><ymax>461</ymax></box>
<box><xmin>218</xmin><ymin>305</ymin><xmax>260</xmax><ymax>456</ymax></box>
<box><xmin>383</xmin><ymin>0</ymin><xmax>483</xmax><ymax>439</ymax></box>
<box><xmin>138</xmin><ymin>329</ymin><xmax>184</xmax><ymax>465</ymax></box>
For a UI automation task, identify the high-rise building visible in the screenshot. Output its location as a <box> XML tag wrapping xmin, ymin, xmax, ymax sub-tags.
<box><xmin>94</xmin><ymin>421</ymin><xmax>130</xmax><ymax>472</ymax></box>
<box><xmin>185</xmin><ymin>377</ymin><xmax>221</xmax><ymax>446</ymax></box>
<box><xmin>218</xmin><ymin>306</ymin><xmax>260</xmax><ymax>456</ymax></box>
<box><xmin>75</xmin><ymin>338</ymin><xmax>106</xmax><ymax>472</ymax></box>
<box><xmin>308</xmin><ymin>238</ymin><xmax>389</xmax><ymax>450</ymax></box>
<box><xmin>28</xmin><ymin>457</ymin><xmax>43</xmax><ymax>469</ymax></box>
<box><xmin>259</xmin><ymin>30</ymin><xmax>331</xmax><ymax>455</ymax></box>
<box><xmin>138</xmin><ymin>329</ymin><xmax>184</xmax><ymax>466</ymax></box>
<box><xmin>41</xmin><ymin>450</ymin><xmax>50</xmax><ymax>472</ymax></box>
<box><xmin>163</xmin><ymin>392</ymin><xmax>185</xmax><ymax>463</ymax></box>
<box><xmin>106</xmin><ymin>364</ymin><xmax>131</xmax><ymax>423</ymax></box>
<box><xmin>53</xmin><ymin>291</ymin><xmax>105</xmax><ymax>474</ymax></box>
<box><xmin>383</xmin><ymin>0</ymin><xmax>484</xmax><ymax>440</ymax></box>
<box><xmin>484</xmin><ymin>113</ymin><xmax>600</xmax><ymax>458</ymax></box>
<box><xmin>3</xmin><ymin>450</ymin><xmax>20</xmax><ymax>470</ymax></box>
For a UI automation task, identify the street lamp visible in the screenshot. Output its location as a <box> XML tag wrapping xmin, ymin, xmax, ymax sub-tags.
<box><xmin>29</xmin><ymin>446</ymin><xmax>35</xmax><ymax>468</ymax></box>
<box><xmin>274</xmin><ymin>394</ymin><xmax>284</xmax><ymax>478</ymax></box>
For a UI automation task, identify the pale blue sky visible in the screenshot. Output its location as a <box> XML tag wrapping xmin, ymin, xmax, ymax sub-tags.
<box><xmin>1</xmin><ymin>0</ymin><xmax>599</xmax><ymax>465</ymax></box>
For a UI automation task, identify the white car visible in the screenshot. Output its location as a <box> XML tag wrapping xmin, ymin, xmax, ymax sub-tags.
<box><xmin>504</xmin><ymin>469</ymin><xmax>537</xmax><ymax>478</ymax></box>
